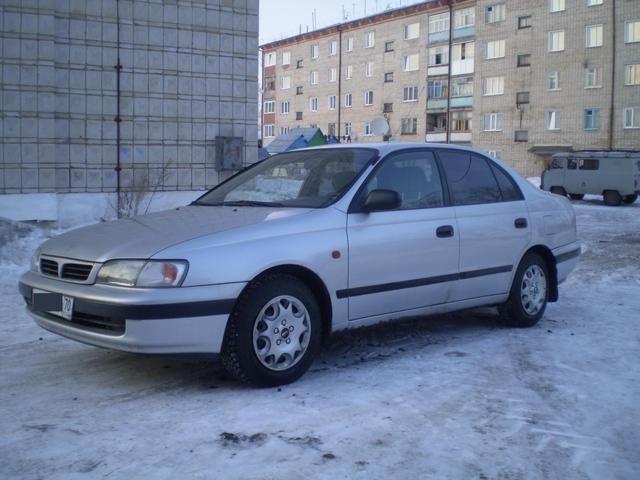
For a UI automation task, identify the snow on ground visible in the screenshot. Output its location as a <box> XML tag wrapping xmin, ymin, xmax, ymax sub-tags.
<box><xmin>1</xmin><ymin>197</ymin><xmax>639</xmax><ymax>480</ymax></box>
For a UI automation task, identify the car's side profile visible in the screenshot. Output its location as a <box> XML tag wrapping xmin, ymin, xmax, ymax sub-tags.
<box><xmin>19</xmin><ymin>144</ymin><xmax>580</xmax><ymax>386</ymax></box>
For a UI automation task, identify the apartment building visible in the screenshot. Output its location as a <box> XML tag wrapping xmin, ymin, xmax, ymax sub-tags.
<box><xmin>260</xmin><ymin>0</ymin><xmax>639</xmax><ymax>177</ymax></box>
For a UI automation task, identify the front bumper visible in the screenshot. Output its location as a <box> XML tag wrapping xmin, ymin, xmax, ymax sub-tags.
<box><xmin>19</xmin><ymin>271</ymin><xmax>246</xmax><ymax>354</ymax></box>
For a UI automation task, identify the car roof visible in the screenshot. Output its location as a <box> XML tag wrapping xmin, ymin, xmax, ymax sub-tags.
<box><xmin>293</xmin><ymin>142</ymin><xmax>492</xmax><ymax>157</ymax></box>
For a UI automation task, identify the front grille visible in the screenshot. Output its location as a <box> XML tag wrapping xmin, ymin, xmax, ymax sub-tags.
<box><xmin>61</xmin><ymin>263</ymin><xmax>93</xmax><ymax>281</ymax></box>
<box><xmin>34</xmin><ymin>307</ymin><xmax>125</xmax><ymax>336</ymax></box>
<box><xmin>40</xmin><ymin>258</ymin><xmax>59</xmax><ymax>277</ymax></box>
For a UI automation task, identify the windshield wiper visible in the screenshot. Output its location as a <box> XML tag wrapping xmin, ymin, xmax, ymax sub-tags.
<box><xmin>191</xmin><ymin>200</ymin><xmax>286</xmax><ymax>207</ymax></box>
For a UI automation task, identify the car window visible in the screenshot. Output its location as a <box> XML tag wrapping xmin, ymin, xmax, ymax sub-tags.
<box><xmin>360</xmin><ymin>151</ymin><xmax>444</xmax><ymax>210</ymax></box>
<box><xmin>579</xmin><ymin>158</ymin><xmax>599</xmax><ymax>170</ymax></box>
<box><xmin>567</xmin><ymin>158</ymin><xmax>578</xmax><ymax>170</ymax></box>
<box><xmin>489</xmin><ymin>162</ymin><xmax>523</xmax><ymax>201</ymax></box>
<box><xmin>550</xmin><ymin>158</ymin><xmax>565</xmax><ymax>169</ymax></box>
<box><xmin>439</xmin><ymin>151</ymin><xmax>502</xmax><ymax>206</ymax></box>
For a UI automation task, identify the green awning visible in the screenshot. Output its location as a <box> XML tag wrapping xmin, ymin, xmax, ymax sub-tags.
<box><xmin>528</xmin><ymin>145</ymin><xmax>573</xmax><ymax>155</ymax></box>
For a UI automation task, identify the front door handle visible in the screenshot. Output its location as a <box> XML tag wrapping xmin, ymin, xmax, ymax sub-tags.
<box><xmin>436</xmin><ymin>225</ymin><xmax>454</xmax><ymax>238</ymax></box>
<box><xmin>515</xmin><ymin>217</ymin><xmax>528</xmax><ymax>229</ymax></box>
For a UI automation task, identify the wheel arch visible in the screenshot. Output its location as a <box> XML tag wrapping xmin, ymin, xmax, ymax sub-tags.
<box><xmin>520</xmin><ymin>245</ymin><xmax>558</xmax><ymax>302</ymax></box>
<box><xmin>243</xmin><ymin>264</ymin><xmax>333</xmax><ymax>342</ymax></box>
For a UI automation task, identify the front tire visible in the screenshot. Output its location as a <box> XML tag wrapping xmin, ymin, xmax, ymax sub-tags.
<box><xmin>221</xmin><ymin>274</ymin><xmax>322</xmax><ymax>387</ymax></box>
<box><xmin>500</xmin><ymin>253</ymin><xmax>549</xmax><ymax>328</ymax></box>
<box><xmin>603</xmin><ymin>190</ymin><xmax>622</xmax><ymax>206</ymax></box>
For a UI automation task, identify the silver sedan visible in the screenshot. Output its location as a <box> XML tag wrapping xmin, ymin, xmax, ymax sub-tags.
<box><xmin>19</xmin><ymin>144</ymin><xmax>580</xmax><ymax>386</ymax></box>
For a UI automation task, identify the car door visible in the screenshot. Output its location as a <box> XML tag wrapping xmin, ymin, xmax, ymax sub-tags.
<box><xmin>344</xmin><ymin>150</ymin><xmax>459</xmax><ymax>321</ymax></box>
<box><xmin>437</xmin><ymin>150</ymin><xmax>531</xmax><ymax>302</ymax></box>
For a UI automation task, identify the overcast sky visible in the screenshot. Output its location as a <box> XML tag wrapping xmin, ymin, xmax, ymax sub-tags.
<box><xmin>259</xmin><ymin>0</ymin><xmax>427</xmax><ymax>44</ymax></box>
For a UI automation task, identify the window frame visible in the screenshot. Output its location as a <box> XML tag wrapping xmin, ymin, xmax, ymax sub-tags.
<box><xmin>280</xmin><ymin>100</ymin><xmax>290</xmax><ymax>115</ymax></box>
<box><xmin>548</xmin><ymin>30</ymin><xmax>565</xmax><ymax>52</ymax></box>
<box><xmin>623</xmin><ymin>107</ymin><xmax>640</xmax><ymax>129</ymax></box>
<box><xmin>549</xmin><ymin>0</ymin><xmax>565</xmax><ymax>13</ymax></box>
<box><xmin>403</xmin><ymin>53</ymin><xmax>420</xmax><ymax>72</ymax></box>
<box><xmin>585</xmin><ymin>24</ymin><xmax>604</xmax><ymax>48</ymax></box>
<box><xmin>485</xmin><ymin>4</ymin><xmax>505</xmax><ymax>24</ymax></box>
<box><xmin>344</xmin><ymin>93</ymin><xmax>353</xmax><ymax>108</ymax></box>
<box><xmin>404</xmin><ymin>22</ymin><xmax>420</xmax><ymax>40</ymax></box>
<box><xmin>485</xmin><ymin>39</ymin><xmax>506</xmax><ymax>60</ymax></box>
<box><xmin>625</xmin><ymin>20</ymin><xmax>640</xmax><ymax>43</ymax></box>
<box><xmin>364</xmin><ymin>90</ymin><xmax>374</xmax><ymax>106</ymax></box>
<box><xmin>624</xmin><ymin>64</ymin><xmax>640</xmax><ymax>85</ymax></box>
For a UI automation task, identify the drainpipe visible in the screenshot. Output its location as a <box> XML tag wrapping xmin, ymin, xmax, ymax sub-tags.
<box><xmin>608</xmin><ymin>0</ymin><xmax>616</xmax><ymax>150</ymax></box>
<box><xmin>445</xmin><ymin>1</ymin><xmax>453</xmax><ymax>143</ymax></box>
<box><xmin>114</xmin><ymin>0</ymin><xmax>123</xmax><ymax>217</ymax></box>
<box><xmin>337</xmin><ymin>28</ymin><xmax>343</xmax><ymax>139</ymax></box>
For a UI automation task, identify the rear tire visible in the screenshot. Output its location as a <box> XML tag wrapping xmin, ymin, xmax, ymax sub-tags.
<box><xmin>569</xmin><ymin>193</ymin><xmax>584</xmax><ymax>200</ymax></box>
<box><xmin>603</xmin><ymin>190</ymin><xmax>622</xmax><ymax>206</ymax></box>
<box><xmin>221</xmin><ymin>274</ymin><xmax>322</xmax><ymax>387</ymax></box>
<box><xmin>623</xmin><ymin>194</ymin><xmax>638</xmax><ymax>204</ymax></box>
<box><xmin>550</xmin><ymin>186</ymin><xmax>567</xmax><ymax>197</ymax></box>
<box><xmin>500</xmin><ymin>253</ymin><xmax>549</xmax><ymax>328</ymax></box>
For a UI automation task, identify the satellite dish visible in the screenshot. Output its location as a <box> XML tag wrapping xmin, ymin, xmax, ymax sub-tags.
<box><xmin>371</xmin><ymin>118</ymin><xmax>390</xmax><ymax>136</ymax></box>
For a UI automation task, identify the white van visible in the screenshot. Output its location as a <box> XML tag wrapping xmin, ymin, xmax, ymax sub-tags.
<box><xmin>541</xmin><ymin>151</ymin><xmax>640</xmax><ymax>206</ymax></box>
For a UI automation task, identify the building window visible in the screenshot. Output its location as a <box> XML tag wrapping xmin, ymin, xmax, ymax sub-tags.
<box><xmin>310</xmin><ymin>70</ymin><xmax>318</xmax><ymax>85</ymax></box>
<box><xmin>429</xmin><ymin>46</ymin><xmax>449</xmax><ymax>66</ymax></box>
<box><xmin>404</xmin><ymin>53</ymin><xmax>419</xmax><ymax>72</ymax></box>
<box><xmin>587</xmin><ymin>0</ymin><xmax>603</xmax><ymax>5</ymax></box>
<box><xmin>548</xmin><ymin>71</ymin><xmax>560</xmax><ymax>90</ymax></box>
<box><xmin>625</xmin><ymin>64</ymin><xmax>640</xmax><ymax>85</ymax></box>
<box><xmin>264</xmin><ymin>124</ymin><xmax>275</xmax><ymax>137</ymax></box>
<box><xmin>584</xmin><ymin>108</ymin><xmax>600</xmax><ymax>129</ymax></box>
<box><xmin>514</xmin><ymin>130</ymin><xmax>528</xmax><ymax>142</ymax></box>
<box><xmin>329</xmin><ymin>39</ymin><xmax>338</xmax><ymax>56</ymax></box>
<box><xmin>344</xmin><ymin>93</ymin><xmax>352</xmax><ymax>107</ymax></box>
<box><xmin>403</xmin><ymin>86</ymin><xmax>418</xmax><ymax>102</ymax></box>
<box><xmin>345</xmin><ymin>37</ymin><xmax>354</xmax><ymax>52</ymax></box>
<box><xmin>623</xmin><ymin>107</ymin><xmax>640</xmax><ymax>128</ymax></box>
<box><xmin>296</xmin><ymin>111</ymin><xmax>303</xmax><ymax>120</ymax></box>
<box><xmin>365</xmin><ymin>90</ymin><xmax>374</xmax><ymax>106</ymax></box>
<box><xmin>281</xmin><ymin>51</ymin><xmax>291</xmax><ymax>65</ymax></box>
<box><xmin>264</xmin><ymin>52</ymin><xmax>276</xmax><ymax>66</ymax></box>
<box><xmin>546</xmin><ymin>111</ymin><xmax>560</xmax><ymax>130</ymax></box>
<box><xmin>454</xmin><ymin>7</ymin><xmax>475</xmax><ymax>28</ymax></box>
<box><xmin>483</xmin><ymin>113</ymin><xmax>503</xmax><ymax>131</ymax></box>
<box><xmin>279</xmin><ymin>126</ymin><xmax>289</xmax><ymax>136</ymax></box>
<box><xmin>296</xmin><ymin>86</ymin><xmax>303</xmax><ymax>95</ymax></box>
<box><xmin>549</xmin><ymin>0</ymin><xmax>565</xmax><ymax>13</ymax></box>
<box><xmin>516</xmin><ymin>91</ymin><xmax>530</xmax><ymax>105</ymax></box>
<box><xmin>584</xmin><ymin>65</ymin><xmax>601</xmax><ymax>88</ymax></box>
<box><xmin>385</xmin><ymin>41</ymin><xmax>395</xmax><ymax>52</ymax></box>
<box><xmin>518</xmin><ymin>16</ymin><xmax>531</xmax><ymax>29</ymax></box>
<box><xmin>383</xmin><ymin>103</ymin><xmax>393</xmax><ymax>113</ymax></box>
<box><xmin>296</xmin><ymin>59</ymin><xmax>303</xmax><ymax>69</ymax></box>
<box><xmin>548</xmin><ymin>30</ymin><xmax>565</xmax><ymax>52</ymax></box>
<box><xmin>345</xmin><ymin>65</ymin><xmax>353</xmax><ymax>80</ymax></box>
<box><xmin>365</xmin><ymin>31</ymin><xmax>375</xmax><ymax>48</ymax></box>
<box><xmin>365</xmin><ymin>62</ymin><xmax>374</xmax><ymax>77</ymax></box>
<box><xmin>427</xmin><ymin>113</ymin><xmax>448</xmax><ymax>132</ymax></box>
<box><xmin>452</xmin><ymin>77</ymin><xmax>473</xmax><ymax>97</ymax></box>
<box><xmin>483</xmin><ymin>76</ymin><xmax>504</xmax><ymax>96</ymax></box>
<box><xmin>265</xmin><ymin>76</ymin><xmax>276</xmax><ymax>90</ymax></box>
<box><xmin>328</xmin><ymin>95</ymin><xmax>336</xmax><ymax>110</ymax></box>
<box><xmin>280</xmin><ymin>101</ymin><xmax>289</xmax><ymax>114</ymax></box>
<box><xmin>327</xmin><ymin>123</ymin><xmax>336</xmax><ymax>136</ymax></box>
<box><xmin>517</xmin><ymin>54</ymin><xmax>531</xmax><ymax>67</ymax></box>
<box><xmin>586</xmin><ymin>24</ymin><xmax>603</xmax><ymax>48</ymax></box>
<box><xmin>384</xmin><ymin>72</ymin><xmax>394</xmax><ymax>83</ymax></box>
<box><xmin>263</xmin><ymin>100</ymin><xmax>275</xmax><ymax>113</ymax></box>
<box><xmin>485</xmin><ymin>39</ymin><xmax>505</xmax><ymax>59</ymax></box>
<box><xmin>429</xmin><ymin>12</ymin><xmax>450</xmax><ymax>33</ymax></box>
<box><xmin>451</xmin><ymin>111</ymin><xmax>472</xmax><ymax>131</ymax></box>
<box><xmin>428</xmin><ymin>79</ymin><xmax>448</xmax><ymax>98</ymax></box>
<box><xmin>311</xmin><ymin>44</ymin><xmax>319</xmax><ymax>59</ymax></box>
<box><xmin>364</xmin><ymin>121</ymin><xmax>373</xmax><ymax>136</ymax></box>
<box><xmin>625</xmin><ymin>20</ymin><xmax>640</xmax><ymax>43</ymax></box>
<box><xmin>345</xmin><ymin>122</ymin><xmax>352</xmax><ymax>136</ymax></box>
<box><xmin>310</xmin><ymin>97</ymin><xmax>318</xmax><ymax>112</ymax></box>
<box><xmin>485</xmin><ymin>4</ymin><xmax>505</xmax><ymax>24</ymax></box>
<box><xmin>281</xmin><ymin>76</ymin><xmax>291</xmax><ymax>89</ymax></box>
<box><xmin>404</xmin><ymin>22</ymin><xmax>420</xmax><ymax>40</ymax></box>
<box><xmin>452</xmin><ymin>42</ymin><xmax>474</xmax><ymax>72</ymax></box>
<box><xmin>401</xmin><ymin>118</ymin><xmax>418</xmax><ymax>135</ymax></box>
<box><xmin>328</xmin><ymin>67</ymin><xmax>337</xmax><ymax>83</ymax></box>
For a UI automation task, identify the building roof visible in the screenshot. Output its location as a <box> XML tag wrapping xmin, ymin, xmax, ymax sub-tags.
<box><xmin>260</xmin><ymin>0</ymin><xmax>468</xmax><ymax>50</ymax></box>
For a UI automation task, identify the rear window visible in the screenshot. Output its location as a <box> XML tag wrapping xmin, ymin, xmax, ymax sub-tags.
<box><xmin>489</xmin><ymin>162</ymin><xmax>524</xmax><ymax>201</ymax></box>
<box><xmin>439</xmin><ymin>151</ymin><xmax>502</xmax><ymax>205</ymax></box>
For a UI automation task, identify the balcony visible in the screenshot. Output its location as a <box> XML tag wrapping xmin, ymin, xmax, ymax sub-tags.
<box><xmin>428</xmin><ymin>65</ymin><xmax>449</xmax><ymax>77</ymax></box>
<box><xmin>451</xmin><ymin>59</ymin><xmax>474</xmax><ymax>75</ymax></box>
<box><xmin>453</xmin><ymin>26</ymin><xmax>475</xmax><ymax>39</ymax></box>
<box><xmin>451</xmin><ymin>132</ymin><xmax>472</xmax><ymax>142</ymax></box>
<box><xmin>428</xmin><ymin>31</ymin><xmax>449</xmax><ymax>44</ymax></box>
<box><xmin>450</xmin><ymin>96</ymin><xmax>472</xmax><ymax>108</ymax></box>
<box><xmin>427</xmin><ymin>98</ymin><xmax>448</xmax><ymax>110</ymax></box>
<box><xmin>426</xmin><ymin>132</ymin><xmax>447</xmax><ymax>142</ymax></box>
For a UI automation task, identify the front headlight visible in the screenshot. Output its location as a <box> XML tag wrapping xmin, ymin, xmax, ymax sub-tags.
<box><xmin>96</xmin><ymin>260</ymin><xmax>188</xmax><ymax>287</ymax></box>
<box><xmin>30</xmin><ymin>249</ymin><xmax>41</xmax><ymax>272</ymax></box>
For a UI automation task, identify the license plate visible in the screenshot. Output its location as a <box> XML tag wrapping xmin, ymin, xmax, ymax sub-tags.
<box><xmin>61</xmin><ymin>295</ymin><xmax>74</xmax><ymax>320</ymax></box>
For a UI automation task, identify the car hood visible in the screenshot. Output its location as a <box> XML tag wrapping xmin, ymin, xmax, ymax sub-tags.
<box><xmin>38</xmin><ymin>206</ymin><xmax>312</xmax><ymax>263</ymax></box>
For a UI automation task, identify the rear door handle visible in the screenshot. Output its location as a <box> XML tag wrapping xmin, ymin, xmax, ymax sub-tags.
<box><xmin>436</xmin><ymin>225</ymin><xmax>454</xmax><ymax>238</ymax></box>
<box><xmin>515</xmin><ymin>217</ymin><xmax>528</xmax><ymax>229</ymax></box>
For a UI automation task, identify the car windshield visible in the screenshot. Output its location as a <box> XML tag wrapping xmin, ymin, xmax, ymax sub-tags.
<box><xmin>193</xmin><ymin>148</ymin><xmax>377</xmax><ymax>208</ymax></box>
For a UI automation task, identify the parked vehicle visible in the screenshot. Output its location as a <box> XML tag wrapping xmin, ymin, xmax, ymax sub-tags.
<box><xmin>541</xmin><ymin>150</ymin><xmax>640</xmax><ymax>205</ymax></box>
<box><xmin>19</xmin><ymin>144</ymin><xmax>580</xmax><ymax>386</ymax></box>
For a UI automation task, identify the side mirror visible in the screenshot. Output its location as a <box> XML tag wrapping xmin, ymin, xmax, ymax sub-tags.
<box><xmin>361</xmin><ymin>189</ymin><xmax>401</xmax><ymax>213</ymax></box>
